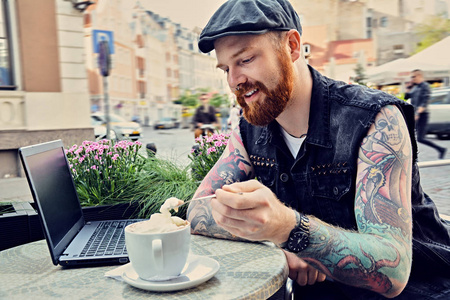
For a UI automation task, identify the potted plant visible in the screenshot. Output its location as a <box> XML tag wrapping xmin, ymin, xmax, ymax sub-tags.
<box><xmin>65</xmin><ymin>139</ymin><xmax>200</xmax><ymax>220</ymax></box>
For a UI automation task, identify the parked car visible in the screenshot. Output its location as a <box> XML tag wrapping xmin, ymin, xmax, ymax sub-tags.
<box><xmin>91</xmin><ymin>113</ymin><xmax>142</xmax><ymax>141</ymax></box>
<box><xmin>171</xmin><ymin>118</ymin><xmax>181</xmax><ymax>128</ymax></box>
<box><xmin>153</xmin><ymin>117</ymin><xmax>177</xmax><ymax>129</ymax></box>
<box><xmin>427</xmin><ymin>87</ymin><xmax>450</xmax><ymax>140</ymax></box>
<box><xmin>90</xmin><ymin>117</ymin><xmax>117</xmax><ymax>141</ymax></box>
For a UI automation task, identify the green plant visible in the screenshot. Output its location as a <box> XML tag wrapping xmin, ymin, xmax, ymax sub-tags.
<box><xmin>65</xmin><ymin>139</ymin><xmax>200</xmax><ymax>219</ymax></box>
<box><xmin>189</xmin><ymin>132</ymin><xmax>231</xmax><ymax>181</ymax></box>
<box><xmin>131</xmin><ymin>157</ymin><xmax>198</xmax><ymax>219</ymax></box>
<box><xmin>65</xmin><ymin>139</ymin><xmax>146</xmax><ymax>207</ymax></box>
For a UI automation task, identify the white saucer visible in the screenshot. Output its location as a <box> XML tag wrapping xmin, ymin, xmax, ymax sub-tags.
<box><xmin>121</xmin><ymin>255</ymin><xmax>220</xmax><ymax>292</ymax></box>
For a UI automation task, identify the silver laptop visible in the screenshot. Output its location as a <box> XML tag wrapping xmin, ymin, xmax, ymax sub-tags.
<box><xmin>19</xmin><ymin>140</ymin><xmax>142</xmax><ymax>267</ymax></box>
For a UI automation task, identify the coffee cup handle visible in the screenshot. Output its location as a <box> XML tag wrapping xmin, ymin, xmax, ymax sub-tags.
<box><xmin>152</xmin><ymin>239</ymin><xmax>163</xmax><ymax>271</ymax></box>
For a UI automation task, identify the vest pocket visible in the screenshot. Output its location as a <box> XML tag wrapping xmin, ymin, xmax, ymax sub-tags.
<box><xmin>310</xmin><ymin>167</ymin><xmax>352</xmax><ymax>201</ymax></box>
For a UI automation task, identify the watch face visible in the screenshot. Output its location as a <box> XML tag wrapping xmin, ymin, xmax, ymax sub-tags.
<box><xmin>287</xmin><ymin>231</ymin><xmax>309</xmax><ymax>252</ymax></box>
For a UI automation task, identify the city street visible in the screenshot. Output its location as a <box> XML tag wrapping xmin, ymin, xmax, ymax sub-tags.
<box><xmin>141</xmin><ymin>126</ymin><xmax>450</xmax><ymax>217</ymax></box>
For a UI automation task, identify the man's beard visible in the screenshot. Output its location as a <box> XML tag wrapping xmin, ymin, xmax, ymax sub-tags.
<box><xmin>234</xmin><ymin>49</ymin><xmax>294</xmax><ymax>126</ymax></box>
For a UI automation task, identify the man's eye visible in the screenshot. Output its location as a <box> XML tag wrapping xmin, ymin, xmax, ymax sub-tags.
<box><xmin>242</xmin><ymin>57</ymin><xmax>253</xmax><ymax>64</ymax></box>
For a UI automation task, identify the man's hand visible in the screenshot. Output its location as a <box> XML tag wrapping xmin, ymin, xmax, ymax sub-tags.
<box><xmin>283</xmin><ymin>250</ymin><xmax>327</xmax><ymax>286</ymax></box>
<box><xmin>211</xmin><ymin>180</ymin><xmax>296</xmax><ymax>245</ymax></box>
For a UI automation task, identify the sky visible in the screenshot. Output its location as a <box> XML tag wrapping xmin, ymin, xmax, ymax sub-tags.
<box><xmin>139</xmin><ymin>0</ymin><xmax>228</xmax><ymax>29</ymax></box>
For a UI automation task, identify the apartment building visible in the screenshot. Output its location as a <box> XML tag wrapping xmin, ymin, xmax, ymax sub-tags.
<box><xmin>84</xmin><ymin>0</ymin><xmax>228</xmax><ymax>127</ymax></box>
<box><xmin>291</xmin><ymin>0</ymin><xmax>449</xmax><ymax>81</ymax></box>
<box><xmin>0</xmin><ymin>0</ymin><xmax>92</xmax><ymax>178</ymax></box>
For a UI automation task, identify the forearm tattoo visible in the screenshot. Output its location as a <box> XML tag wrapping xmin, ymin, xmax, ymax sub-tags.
<box><xmin>187</xmin><ymin>130</ymin><xmax>254</xmax><ymax>239</ymax></box>
<box><xmin>300</xmin><ymin>105</ymin><xmax>412</xmax><ymax>296</ymax></box>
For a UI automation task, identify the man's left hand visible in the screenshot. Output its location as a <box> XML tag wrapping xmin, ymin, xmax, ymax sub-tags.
<box><xmin>211</xmin><ymin>180</ymin><xmax>296</xmax><ymax>245</ymax></box>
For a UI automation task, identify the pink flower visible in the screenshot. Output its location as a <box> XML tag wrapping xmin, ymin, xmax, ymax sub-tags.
<box><xmin>91</xmin><ymin>165</ymin><xmax>97</xmax><ymax>170</ymax></box>
<box><xmin>207</xmin><ymin>147</ymin><xmax>217</xmax><ymax>154</ymax></box>
<box><xmin>112</xmin><ymin>154</ymin><xmax>120</xmax><ymax>161</ymax></box>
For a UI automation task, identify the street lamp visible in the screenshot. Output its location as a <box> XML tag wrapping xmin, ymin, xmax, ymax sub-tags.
<box><xmin>65</xmin><ymin>0</ymin><xmax>94</xmax><ymax>12</ymax></box>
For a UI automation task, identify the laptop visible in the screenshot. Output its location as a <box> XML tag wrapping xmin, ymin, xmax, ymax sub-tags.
<box><xmin>19</xmin><ymin>139</ymin><xmax>142</xmax><ymax>267</ymax></box>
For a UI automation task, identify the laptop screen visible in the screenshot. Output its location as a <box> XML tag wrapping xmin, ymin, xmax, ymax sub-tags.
<box><xmin>19</xmin><ymin>140</ymin><xmax>84</xmax><ymax>262</ymax></box>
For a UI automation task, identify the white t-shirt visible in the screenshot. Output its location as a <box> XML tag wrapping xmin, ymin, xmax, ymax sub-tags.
<box><xmin>280</xmin><ymin>127</ymin><xmax>306</xmax><ymax>158</ymax></box>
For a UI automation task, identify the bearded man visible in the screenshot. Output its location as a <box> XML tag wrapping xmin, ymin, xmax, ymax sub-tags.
<box><xmin>187</xmin><ymin>1</ymin><xmax>450</xmax><ymax>299</ymax></box>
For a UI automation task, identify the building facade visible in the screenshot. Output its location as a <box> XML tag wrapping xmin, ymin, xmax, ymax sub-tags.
<box><xmin>0</xmin><ymin>0</ymin><xmax>92</xmax><ymax>178</ymax></box>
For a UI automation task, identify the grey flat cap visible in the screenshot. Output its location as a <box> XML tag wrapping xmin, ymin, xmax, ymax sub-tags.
<box><xmin>198</xmin><ymin>0</ymin><xmax>302</xmax><ymax>53</ymax></box>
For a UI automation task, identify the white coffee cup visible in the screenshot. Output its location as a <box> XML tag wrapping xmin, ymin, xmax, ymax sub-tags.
<box><xmin>124</xmin><ymin>221</ymin><xmax>190</xmax><ymax>280</ymax></box>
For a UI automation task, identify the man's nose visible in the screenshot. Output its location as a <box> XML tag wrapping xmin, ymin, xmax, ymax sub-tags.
<box><xmin>228</xmin><ymin>68</ymin><xmax>246</xmax><ymax>91</ymax></box>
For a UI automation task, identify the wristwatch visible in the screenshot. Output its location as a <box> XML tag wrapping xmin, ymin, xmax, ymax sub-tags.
<box><xmin>283</xmin><ymin>211</ymin><xmax>310</xmax><ymax>253</ymax></box>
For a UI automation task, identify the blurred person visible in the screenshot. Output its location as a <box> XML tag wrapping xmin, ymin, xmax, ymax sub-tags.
<box><xmin>187</xmin><ymin>0</ymin><xmax>450</xmax><ymax>299</ymax></box>
<box><xmin>193</xmin><ymin>92</ymin><xmax>218</xmax><ymax>138</ymax></box>
<box><xmin>220</xmin><ymin>104</ymin><xmax>230</xmax><ymax>132</ymax></box>
<box><xmin>229</xmin><ymin>104</ymin><xmax>241</xmax><ymax>130</ymax></box>
<box><xmin>405</xmin><ymin>69</ymin><xmax>447</xmax><ymax>159</ymax></box>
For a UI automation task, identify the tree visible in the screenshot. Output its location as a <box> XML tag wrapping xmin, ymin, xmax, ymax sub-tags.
<box><xmin>414</xmin><ymin>15</ymin><xmax>450</xmax><ymax>54</ymax></box>
<box><xmin>209</xmin><ymin>93</ymin><xmax>229</xmax><ymax>108</ymax></box>
<box><xmin>353</xmin><ymin>63</ymin><xmax>367</xmax><ymax>86</ymax></box>
<box><xmin>175</xmin><ymin>90</ymin><xmax>199</xmax><ymax>107</ymax></box>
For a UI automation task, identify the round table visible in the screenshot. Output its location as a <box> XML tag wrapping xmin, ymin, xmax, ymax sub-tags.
<box><xmin>0</xmin><ymin>235</ymin><xmax>288</xmax><ymax>299</ymax></box>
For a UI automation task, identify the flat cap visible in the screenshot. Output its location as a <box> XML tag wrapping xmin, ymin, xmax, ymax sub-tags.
<box><xmin>198</xmin><ymin>0</ymin><xmax>302</xmax><ymax>53</ymax></box>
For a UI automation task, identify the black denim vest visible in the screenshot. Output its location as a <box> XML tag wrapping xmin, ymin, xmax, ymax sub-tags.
<box><xmin>240</xmin><ymin>67</ymin><xmax>450</xmax><ymax>294</ymax></box>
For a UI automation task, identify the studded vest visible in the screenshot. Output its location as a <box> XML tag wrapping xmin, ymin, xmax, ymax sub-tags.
<box><xmin>240</xmin><ymin>67</ymin><xmax>450</xmax><ymax>281</ymax></box>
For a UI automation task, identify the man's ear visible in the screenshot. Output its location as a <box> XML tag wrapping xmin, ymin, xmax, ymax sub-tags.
<box><xmin>286</xmin><ymin>29</ymin><xmax>302</xmax><ymax>62</ymax></box>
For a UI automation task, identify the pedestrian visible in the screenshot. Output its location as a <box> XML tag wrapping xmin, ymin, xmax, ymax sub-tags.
<box><xmin>192</xmin><ymin>92</ymin><xmax>218</xmax><ymax>138</ymax></box>
<box><xmin>229</xmin><ymin>104</ymin><xmax>241</xmax><ymax>130</ymax></box>
<box><xmin>220</xmin><ymin>104</ymin><xmax>230</xmax><ymax>132</ymax></box>
<box><xmin>405</xmin><ymin>69</ymin><xmax>447</xmax><ymax>159</ymax></box>
<box><xmin>187</xmin><ymin>0</ymin><xmax>450</xmax><ymax>299</ymax></box>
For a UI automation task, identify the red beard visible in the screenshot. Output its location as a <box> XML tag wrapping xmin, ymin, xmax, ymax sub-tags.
<box><xmin>235</xmin><ymin>49</ymin><xmax>294</xmax><ymax>126</ymax></box>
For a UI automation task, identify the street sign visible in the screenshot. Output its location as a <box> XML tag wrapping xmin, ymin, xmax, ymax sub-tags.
<box><xmin>92</xmin><ymin>30</ymin><xmax>114</xmax><ymax>54</ymax></box>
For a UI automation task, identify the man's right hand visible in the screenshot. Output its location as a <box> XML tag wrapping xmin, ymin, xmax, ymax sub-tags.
<box><xmin>283</xmin><ymin>250</ymin><xmax>327</xmax><ymax>286</ymax></box>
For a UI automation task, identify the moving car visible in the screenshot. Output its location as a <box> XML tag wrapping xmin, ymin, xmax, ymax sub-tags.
<box><xmin>427</xmin><ymin>87</ymin><xmax>450</xmax><ymax>140</ymax></box>
<box><xmin>91</xmin><ymin>113</ymin><xmax>142</xmax><ymax>141</ymax></box>
<box><xmin>153</xmin><ymin>117</ymin><xmax>177</xmax><ymax>129</ymax></box>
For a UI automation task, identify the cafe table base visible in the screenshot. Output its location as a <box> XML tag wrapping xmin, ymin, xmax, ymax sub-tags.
<box><xmin>0</xmin><ymin>234</ymin><xmax>288</xmax><ymax>299</ymax></box>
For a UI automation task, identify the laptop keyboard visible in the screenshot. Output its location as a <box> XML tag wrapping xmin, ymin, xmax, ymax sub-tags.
<box><xmin>79</xmin><ymin>220</ymin><xmax>138</xmax><ymax>257</ymax></box>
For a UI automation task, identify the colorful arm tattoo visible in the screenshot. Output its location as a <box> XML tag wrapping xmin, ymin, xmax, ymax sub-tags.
<box><xmin>299</xmin><ymin>105</ymin><xmax>413</xmax><ymax>297</ymax></box>
<box><xmin>187</xmin><ymin>128</ymin><xmax>255</xmax><ymax>239</ymax></box>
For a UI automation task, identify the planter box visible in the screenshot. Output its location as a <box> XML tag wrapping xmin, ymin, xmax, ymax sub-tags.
<box><xmin>82</xmin><ymin>202</ymin><xmax>141</xmax><ymax>222</ymax></box>
<box><xmin>0</xmin><ymin>202</ymin><xmax>141</xmax><ymax>251</ymax></box>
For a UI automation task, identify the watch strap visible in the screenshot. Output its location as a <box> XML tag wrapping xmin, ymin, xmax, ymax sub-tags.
<box><xmin>279</xmin><ymin>210</ymin><xmax>301</xmax><ymax>248</ymax></box>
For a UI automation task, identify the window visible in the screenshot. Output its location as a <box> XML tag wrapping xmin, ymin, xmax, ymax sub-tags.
<box><xmin>380</xmin><ymin>16</ymin><xmax>388</xmax><ymax>27</ymax></box>
<box><xmin>0</xmin><ymin>0</ymin><xmax>14</xmax><ymax>89</ymax></box>
<box><xmin>393</xmin><ymin>44</ymin><xmax>404</xmax><ymax>54</ymax></box>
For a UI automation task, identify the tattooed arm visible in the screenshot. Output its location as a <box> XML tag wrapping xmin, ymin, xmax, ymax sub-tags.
<box><xmin>187</xmin><ymin>126</ymin><xmax>255</xmax><ymax>239</ymax></box>
<box><xmin>297</xmin><ymin>105</ymin><xmax>413</xmax><ymax>298</ymax></box>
